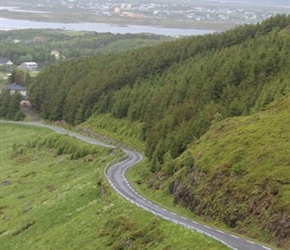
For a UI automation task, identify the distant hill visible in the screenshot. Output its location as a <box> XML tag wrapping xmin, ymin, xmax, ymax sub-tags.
<box><xmin>29</xmin><ymin>14</ymin><xmax>290</xmax><ymax>248</ymax></box>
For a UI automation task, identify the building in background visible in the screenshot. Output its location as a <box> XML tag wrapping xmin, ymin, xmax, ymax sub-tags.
<box><xmin>2</xmin><ymin>83</ymin><xmax>27</xmax><ymax>97</ymax></box>
<box><xmin>0</xmin><ymin>57</ymin><xmax>13</xmax><ymax>67</ymax></box>
<box><xmin>19</xmin><ymin>62</ymin><xmax>38</xmax><ymax>71</ymax></box>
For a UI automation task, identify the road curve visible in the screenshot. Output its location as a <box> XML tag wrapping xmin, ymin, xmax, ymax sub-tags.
<box><xmin>106</xmin><ymin>150</ymin><xmax>273</xmax><ymax>250</ymax></box>
<box><xmin>1</xmin><ymin>120</ymin><xmax>273</xmax><ymax>250</ymax></box>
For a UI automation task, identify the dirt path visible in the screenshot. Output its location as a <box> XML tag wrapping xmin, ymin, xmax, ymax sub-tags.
<box><xmin>21</xmin><ymin>107</ymin><xmax>41</xmax><ymax>122</ymax></box>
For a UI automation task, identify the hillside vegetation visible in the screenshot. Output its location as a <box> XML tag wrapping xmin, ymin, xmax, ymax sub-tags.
<box><xmin>28</xmin><ymin>14</ymin><xmax>290</xmax><ymax>248</ymax></box>
<box><xmin>0</xmin><ymin>29</ymin><xmax>170</xmax><ymax>67</ymax></box>
<box><xmin>0</xmin><ymin>123</ymin><xmax>228</xmax><ymax>250</ymax></box>
<box><xmin>145</xmin><ymin>93</ymin><xmax>290</xmax><ymax>249</ymax></box>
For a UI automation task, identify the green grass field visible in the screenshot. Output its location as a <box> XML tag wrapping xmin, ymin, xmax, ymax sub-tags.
<box><xmin>0</xmin><ymin>122</ymin><xmax>229</xmax><ymax>250</ymax></box>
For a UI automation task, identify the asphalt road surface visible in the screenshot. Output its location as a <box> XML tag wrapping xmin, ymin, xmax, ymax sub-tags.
<box><xmin>1</xmin><ymin>120</ymin><xmax>273</xmax><ymax>250</ymax></box>
<box><xmin>106</xmin><ymin>150</ymin><xmax>273</xmax><ymax>250</ymax></box>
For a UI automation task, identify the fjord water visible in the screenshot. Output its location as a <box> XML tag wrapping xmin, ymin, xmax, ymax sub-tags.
<box><xmin>0</xmin><ymin>18</ymin><xmax>214</xmax><ymax>37</ymax></box>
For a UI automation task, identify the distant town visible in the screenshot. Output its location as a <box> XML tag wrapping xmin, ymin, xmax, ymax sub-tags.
<box><xmin>1</xmin><ymin>0</ymin><xmax>289</xmax><ymax>29</ymax></box>
<box><xmin>40</xmin><ymin>0</ymin><xmax>287</xmax><ymax>24</ymax></box>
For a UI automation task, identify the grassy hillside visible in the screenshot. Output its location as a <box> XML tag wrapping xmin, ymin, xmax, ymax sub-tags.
<box><xmin>128</xmin><ymin>94</ymin><xmax>290</xmax><ymax>249</ymax></box>
<box><xmin>0</xmin><ymin>123</ymin><xmax>229</xmax><ymax>250</ymax></box>
<box><xmin>27</xmin><ymin>14</ymin><xmax>290</xmax><ymax>248</ymax></box>
<box><xmin>79</xmin><ymin>113</ymin><xmax>146</xmax><ymax>151</ymax></box>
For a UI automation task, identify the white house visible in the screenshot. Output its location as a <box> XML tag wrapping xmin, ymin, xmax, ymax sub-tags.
<box><xmin>51</xmin><ymin>50</ymin><xmax>60</xmax><ymax>59</ymax></box>
<box><xmin>19</xmin><ymin>62</ymin><xmax>38</xmax><ymax>71</ymax></box>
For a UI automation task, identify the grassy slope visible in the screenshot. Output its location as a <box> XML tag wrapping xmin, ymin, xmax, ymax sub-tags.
<box><xmin>80</xmin><ymin>113</ymin><xmax>146</xmax><ymax>151</ymax></box>
<box><xmin>171</xmin><ymin>94</ymin><xmax>290</xmax><ymax>248</ymax></box>
<box><xmin>126</xmin><ymin>94</ymin><xmax>290</xmax><ymax>249</ymax></box>
<box><xmin>0</xmin><ymin>123</ymin><xmax>228</xmax><ymax>250</ymax></box>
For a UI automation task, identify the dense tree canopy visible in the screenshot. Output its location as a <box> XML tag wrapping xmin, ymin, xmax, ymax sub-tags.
<box><xmin>0</xmin><ymin>91</ymin><xmax>24</xmax><ymax>121</ymax></box>
<box><xmin>29</xmin><ymin>15</ymin><xmax>290</xmax><ymax>165</ymax></box>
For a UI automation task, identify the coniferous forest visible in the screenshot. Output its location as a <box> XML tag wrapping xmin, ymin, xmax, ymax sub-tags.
<box><xmin>30</xmin><ymin>15</ymin><xmax>290</xmax><ymax>161</ymax></box>
<box><xmin>28</xmin><ymin>15</ymin><xmax>290</xmax><ymax>248</ymax></box>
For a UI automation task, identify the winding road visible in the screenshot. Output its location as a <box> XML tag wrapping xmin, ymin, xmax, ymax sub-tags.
<box><xmin>1</xmin><ymin>120</ymin><xmax>273</xmax><ymax>250</ymax></box>
<box><xmin>106</xmin><ymin>150</ymin><xmax>273</xmax><ymax>250</ymax></box>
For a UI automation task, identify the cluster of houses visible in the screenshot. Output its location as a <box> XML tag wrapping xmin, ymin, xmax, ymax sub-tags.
<box><xmin>0</xmin><ymin>57</ymin><xmax>38</xmax><ymax>71</ymax></box>
<box><xmin>0</xmin><ymin>57</ymin><xmax>33</xmax><ymax>107</ymax></box>
<box><xmin>0</xmin><ymin>38</ymin><xmax>60</xmax><ymax>109</ymax></box>
<box><xmin>0</xmin><ymin>48</ymin><xmax>60</xmax><ymax>108</ymax></box>
<box><xmin>0</xmin><ymin>57</ymin><xmax>37</xmax><ymax>107</ymax></box>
